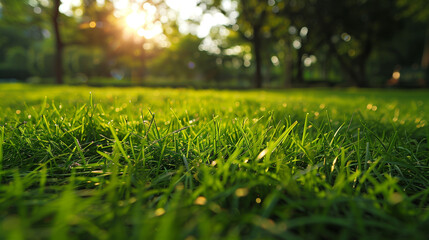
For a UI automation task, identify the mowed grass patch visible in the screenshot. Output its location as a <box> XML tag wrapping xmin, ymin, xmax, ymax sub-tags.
<box><xmin>0</xmin><ymin>84</ymin><xmax>428</xmax><ymax>239</ymax></box>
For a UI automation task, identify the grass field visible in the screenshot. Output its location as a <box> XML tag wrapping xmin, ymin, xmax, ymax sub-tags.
<box><xmin>0</xmin><ymin>84</ymin><xmax>428</xmax><ymax>240</ymax></box>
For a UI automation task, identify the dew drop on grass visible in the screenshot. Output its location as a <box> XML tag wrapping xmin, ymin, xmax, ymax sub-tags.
<box><xmin>389</xmin><ymin>193</ymin><xmax>403</xmax><ymax>205</ymax></box>
<box><xmin>185</xmin><ymin>236</ymin><xmax>197</xmax><ymax>240</ymax></box>
<box><xmin>176</xmin><ymin>183</ymin><xmax>184</xmax><ymax>191</ymax></box>
<box><xmin>194</xmin><ymin>196</ymin><xmax>207</xmax><ymax>205</ymax></box>
<box><xmin>155</xmin><ymin>208</ymin><xmax>165</xmax><ymax>216</ymax></box>
<box><xmin>257</xmin><ymin>149</ymin><xmax>268</xmax><ymax>160</ymax></box>
<box><xmin>235</xmin><ymin>188</ymin><xmax>249</xmax><ymax>197</ymax></box>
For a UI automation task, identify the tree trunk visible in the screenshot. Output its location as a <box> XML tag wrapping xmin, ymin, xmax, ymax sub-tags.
<box><xmin>327</xmin><ymin>39</ymin><xmax>371</xmax><ymax>87</ymax></box>
<box><xmin>136</xmin><ymin>39</ymin><xmax>145</xmax><ymax>85</ymax></box>
<box><xmin>295</xmin><ymin>48</ymin><xmax>304</xmax><ymax>85</ymax></box>
<box><xmin>284</xmin><ymin>46</ymin><xmax>294</xmax><ymax>88</ymax></box>
<box><xmin>355</xmin><ymin>40</ymin><xmax>372</xmax><ymax>87</ymax></box>
<box><xmin>53</xmin><ymin>0</ymin><xmax>63</xmax><ymax>84</ymax></box>
<box><xmin>356</xmin><ymin>62</ymin><xmax>368</xmax><ymax>87</ymax></box>
<box><xmin>253</xmin><ymin>26</ymin><xmax>263</xmax><ymax>88</ymax></box>
<box><xmin>421</xmin><ymin>26</ymin><xmax>429</xmax><ymax>69</ymax></box>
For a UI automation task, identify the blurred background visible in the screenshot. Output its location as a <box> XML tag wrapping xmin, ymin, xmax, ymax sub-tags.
<box><xmin>0</xmin><ymin>0</ymin><xmax>428</xmax><ymax>88</ymax></box>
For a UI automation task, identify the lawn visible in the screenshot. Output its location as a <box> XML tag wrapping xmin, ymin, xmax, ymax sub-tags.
<box><xmin>0</xmin><ymin>84</ymin><xmax>428</xmax><ymax>240</ymax></box>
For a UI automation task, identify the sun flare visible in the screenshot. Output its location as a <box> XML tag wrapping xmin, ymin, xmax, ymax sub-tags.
<box><xmin>126</xmin><ymin>12</ymin><xmax>146</xmax><ymax>30</ymax></box>
<box><xmin>124</xmin><ymin>9</ymin><xmax>163</xmax><ymax>39</ymax></box>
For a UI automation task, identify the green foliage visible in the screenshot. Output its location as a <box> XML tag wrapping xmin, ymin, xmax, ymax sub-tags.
<box><xmin>398</xmin><ymin>0</ymin><xmax>429</xmax><ymax>22</ymax></box>
<box><xmin>149</xmin><ymin>34</ymin><xmax>222</xmax><ymax>82</ymax></box>
<box><xmin>0</xmin><ymin>46</ymin><xmax>31</xmax><ymax>79</ymax></box>
<box><xmin>0</xmin><ymin>84</ymin><xmax>428</xmax><ymax>239</ymax></box>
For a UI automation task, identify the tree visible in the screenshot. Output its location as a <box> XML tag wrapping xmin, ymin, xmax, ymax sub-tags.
<box><xmin>398</xmin><ymin>0</ymin><xmax>429</xmax><ymax>68</ymax></box>
<box><xmin>275</xmin><ymin>1</ymin><xmax>318</xmax><ymax>86</ymax></box>
<box><xmin>0</xmin><ymin>0</ymin><xmax>69</xmax><ymax>84</ymax></box>
<box><xmin>0</xmin><ymin>0</ymin><xmax>44</xmax><ymax>80</ymax></box>
<box><xmin>52</xmin><ymin>0</ymin><xmax>63</xmax><ymax>84</ymax></box>
<box><xmin>271</xmin><ymin>0</ymin><xmax>402</xmax><ymax>87</ymax></box>
<box><xmin>205</xmin><ymin>0</ymin><xmax>273</xmax><ymax>88</ymax></box>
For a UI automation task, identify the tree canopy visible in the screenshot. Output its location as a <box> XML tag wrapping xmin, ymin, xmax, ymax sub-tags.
<box><xmin>0</xmin><ymin>0</ymin><xmax>428</xmax><ymax>87</ymax></box>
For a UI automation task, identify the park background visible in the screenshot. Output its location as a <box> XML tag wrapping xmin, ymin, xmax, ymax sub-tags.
<box><xmin>1</xmin><ymin>0</ymin><xmax>429</xmax><ymax>89</ymax></box>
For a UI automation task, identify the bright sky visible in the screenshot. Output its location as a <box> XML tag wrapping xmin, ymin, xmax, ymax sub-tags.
<box><xmin>59</xmin><ymin>0</ymin><xmax>232</xmax><ymax>38</ymax></box>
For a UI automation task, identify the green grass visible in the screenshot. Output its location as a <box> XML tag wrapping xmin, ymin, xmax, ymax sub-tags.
<box><xmin>0</xmin><ymin>84</ymin><xmax>428</xmax><ymax>240</ymax></box>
